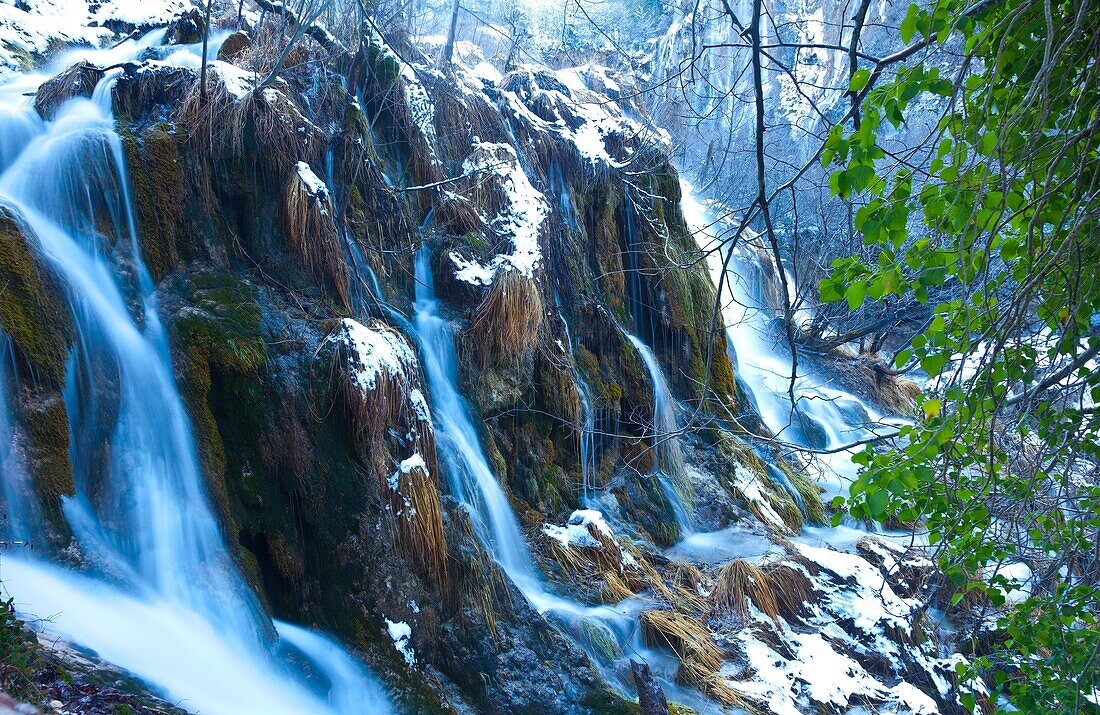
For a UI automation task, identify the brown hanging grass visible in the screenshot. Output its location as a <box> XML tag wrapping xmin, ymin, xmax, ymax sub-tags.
<box><xmin>712</xmin><ymin>560</ymin><xmax>780</xmax><ymax>622</ymax></box>
<box><xmin>283</xmin><ymin>167</ymin><xmax>350</xmax><ymax>309</ymax></box>
<box><xmin>667</xmin><ymin>562</ymin><xmax>708</xmax><ymax>614</ymax></box>
<box><xmin>760</xmin><ymin>561</ymin><xmax>814</xmax><ymax>621</ymax></box>
<box><xmin>327</xmin><ymin>319</ymin><xmax>446</xmax><ymax>585</ymax></box>
<box><xmin>599</xmin><ymin>572</ymin><xmax>637</xmax><ymax>603</ymax></box>
<box><xmin>179</xmin><ymin>63</ymin><xmax>322</xmax><ymax>174</ymax></box>
<box><xmin>639</xmin><ymin>610</ymin><xmax>758</xmax><ymax>711</ymax></box>
<box><xmin>465</xmin><ymin>269</ymin><xmax>543</xmax><ymax>366</ymax></box>
<box><xmin>388</xmin><ymin>455</ymin><xmax>447</xmax><ymax>585</ymax></box>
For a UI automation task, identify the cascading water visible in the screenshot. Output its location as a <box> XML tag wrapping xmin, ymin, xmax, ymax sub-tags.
<box><xmin>412</xmin><ymin>248</ymin><xmax>541</xmax><ymax>588</ymax></box>
<box><xmin>624</xmin><ymin>334</ymin><xmax>694</xmax><ymax>534</ymax></box>
<box><xmin>0</xmin><ymin>332</ymin><xmax>38</xmax><ymax>544</ymax></box>
<box><xmin>411</xmin><ymin>247</ymin><xmax>710</xmax><ymax>706</ymax></box>
<box><xmin>678</xmin><ymin>177</ymin><xmax>905</xmax><ymax>513</ymax></box>
<box><xmin>0</xmin><ymin>34</ymin><xmax>390</xmax><ymax>715</ymax></box>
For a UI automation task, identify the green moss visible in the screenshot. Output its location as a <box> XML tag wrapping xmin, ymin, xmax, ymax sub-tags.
<box><xmin>23</xmin><ymin>391</ymin><xmax>74</xmax><ymax>509</ymax></box>
<box><xmin>783</xmin><ymin>463</ymin><xmax>827</xmax><ymax>525</ymax></box>
<box><xmin>0</xmin><ymin>207</ymin><xmax>72</xmax><ymax>386</ymax></box>
<box><xmin>121</xmin><ymin>123</ymin><xmax>185</xmax><ymax>282</ymax></box>
<box><xmin>578</xmin><ymin>689</ymin><xmax>642</xmax><ymax>714</ymax></box>
<box><xmin>0</xmin><ymin>597</ymin><xmax>50</xmax><ymax>705</ymax></box>
<box><xmin>176</xmin><ymin>272</ymin><xmax>266</xmax><ymax>375</ymax></box>
<box><xmin>461</xmin><ymin>230</ymin><xmax>488</xmax><ymax>252</ymax></box>
<box><xmin>172</xmin><ymin>271</ymin><xmax>267</xmax><ymax>574</ymax></box>
<box><xmin>366</xmin><ymin>39</ymin><xmax>402</xmax><ymax>88</ymax></box>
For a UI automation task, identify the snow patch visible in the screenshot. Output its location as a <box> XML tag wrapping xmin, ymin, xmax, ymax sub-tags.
<box><xmin>449</xmin><ymin>140</ymin><xmax>548</xmax><ymax>285</ymax></box>
<box><xmin>330</xmin><ymin>318</ymin><xmax>416</xmax><ymax>393</ymax></box>
<box><xmin>384</xmin><ymin>619</ymin><xmax>415</xmax><ymax>667</ymax></box>
<box><xmin>294</xmin><ymin>161</ymin><xmax>328</xmax><ymax>199</ymax></box>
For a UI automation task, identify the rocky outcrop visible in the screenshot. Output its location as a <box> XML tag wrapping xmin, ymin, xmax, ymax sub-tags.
<box><xmin>0</xmin><ymin>17</ymin><xmax>956</xmax><ymax>714</ymax></box>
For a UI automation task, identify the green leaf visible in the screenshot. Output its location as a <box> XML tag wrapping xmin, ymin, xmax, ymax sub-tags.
<box><xmin>849</xmin><ymin>68</ymin><xmax>871</xmax><ymax>93</ymax></box>
<box><xmin>900</xmin><ymin>4</ymin><xmax>920</xmax><ymax>43</ymax></box>
<box><xmin>867</xmin><ymin>489</ymin><xmax>889</xmax><ymax>519</ymax></box>
<box><xmin>846</xmin><ymin>280</ymin><xmax>867</xmax><ymax>310</ymax></box>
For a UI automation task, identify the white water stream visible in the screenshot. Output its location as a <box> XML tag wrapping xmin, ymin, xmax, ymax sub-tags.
<box><xmin>0</xmin><ymin>32</ymin><xmax>391</xmax><ymax>715</ymax></box>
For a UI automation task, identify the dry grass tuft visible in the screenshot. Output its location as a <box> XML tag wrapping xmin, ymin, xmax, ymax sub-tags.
<box><xmin>327</xmin><ymin>319</ymin><xmax>446</xmax><ymax>584</ymax></box>
<box><xmin>640</xmin><ymin>610</ymin><xmax>758</xmax><ymax>710</ymax></box>
<box><xmin>388</xmin><ymin>455</ymin><xmax>447</xmax><ymax>585</ymax></box>
<box><xmin>712</xmin><ymin>560</ymin><xmax>780</xmax><ymax>621</ymax></box>
<box><xmin>599</xmin><ymin>572</ymin><xmax>637</xmax><ymax>603</ymax></box>
<box><xmin>465</xmin><ymin>269</ymin><xmax>543</xmax><ymax>366</ymax></box>
<box><xmin>760</xmin><ymin>561</ymin><xmax>814</xmax><ymax>621</ymax></box>
<box><xmin>283</xmin><ymin>167</ymin><xmax>350</xmax><ymax>307</ymax></box>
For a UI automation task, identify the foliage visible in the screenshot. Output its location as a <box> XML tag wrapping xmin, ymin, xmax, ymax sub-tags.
<box><xmin>0</xmin><ymin>597</ymin><xmax>45</xmax><ymax>704</ymax></box>
<box><xmin>821</xmin><ymin>0</ymin><xmax>1100</xmax><ymax>711</ymax></box>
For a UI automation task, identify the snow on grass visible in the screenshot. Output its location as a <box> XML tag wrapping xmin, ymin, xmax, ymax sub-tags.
<box><xmin>384</xmin><ymin>618</ymin><xmax>415</xmax><ymax>667</ymax></box>
<box><xmin>206</xmin><ymin>59</ymin><xmax>258</xmax><ymax>98</ymax></box>
<box><xmin>409</xmin><ymin>387</ymin><xmax>431</xmax><ymax>424</ymax></box>
<box><xmin>330</xmin><ymin>318</ymin><xmax>416</xmax><ymax>393</ymax></box>
<box><xmin>389</xmin><ymin>453</ymin><xmax>427</xmax><ymax>492</ymax></box>
<box><xmin>450</xmin><ymin>139</ymin><xmax>548</xmax><ymax>285</ymax></box>
<box><xmin>541</xmin><ymin>509</ymin><xmax>637</xmax><ymax>571</ymax></box>
<box><xmin>294</xmin><ymin>160</ymin><xmax>328</xmax><ymax>199</ymax></box>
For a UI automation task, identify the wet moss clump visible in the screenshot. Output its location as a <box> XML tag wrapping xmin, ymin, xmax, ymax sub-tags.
<box><xmin>0</xmin><ymin>206</ymin><xmax>72</xmax><ymax>386</ymax></box>
<box><xmin>173</xmin><ymin>271</ymin><xmax>267</xmax><ymax>550</ymax></box>
<box><xmin>22</xmin><ymin>390</ymin><xmax>75</xmax><ymax>513</ymax></box>
<box><xmin>175</xmin><ymin>272</ymin><xmax>267</xmax><ymax>375</ymax></box>
<box><xmin>121</xmin><ymin>123</ymin><xmax>185</xmax><ymax>282</ymax></box>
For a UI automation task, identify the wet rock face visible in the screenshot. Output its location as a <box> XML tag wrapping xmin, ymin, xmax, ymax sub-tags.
<box><xmin>33</xmin><ymin>63</ymin><xmax>104</xmax><ymax>120</ymax></box>
<box><xmin>0</xmin><ymin>23</ymin><xmax>962</xmax><ymax>712</ymax></box>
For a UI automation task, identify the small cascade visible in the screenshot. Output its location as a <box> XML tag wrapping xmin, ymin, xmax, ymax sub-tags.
<box><xmin>678</xmin><ymin>177</ymin><xmax>903</xmax><ymax>507</ymax></box>
<box><xmin>0</xmin><ymin>332</ymin><xmax>39</xmax><ymax>545</ymax></box>
<box><xmin>624</xmin><ymin>333</ymin><xmax>694</xmax><ymax>534</ymax></box>
<box><xmin>412</xmin><ymin>246</ymin><xmax>544</xmax><ymax>592</ymax></box>
<box><xmin>412</xmin><ymin>247</ymin><xmax>708</xmax><ymax>703</ymax></box>
<box><xmin>554</xmin><ymin>298</ymin><xmax>599</xmax><ymax>503</ymax></box>
<box><xmin>0</xmin><ymin>33</ymin><xmax>390</xmax><ymax>715</ymax></box>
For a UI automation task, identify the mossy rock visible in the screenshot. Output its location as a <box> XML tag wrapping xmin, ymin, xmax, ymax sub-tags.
<box><xmin>0</xmin><ymin>205</ymin><xmax>72</xmax><ymax>386</ymax></box>
<box><xmin>172</xmin><ymin>271</ymin><xmax>267</xmax><ymax>565</ymax></box>
<box><xmin>21</xmin><ymin>389</ymin><xmax>75</xmax><ymax>512</ymax></box>
<box><xmin>121</xmin><ymin>123</ymin><xmax>185</xmax><ymax>282</ymax></box>
<box><xmin>175</xmin><ymin>272</ymin><xmax>266</xmax><ymax>376</ymax></box>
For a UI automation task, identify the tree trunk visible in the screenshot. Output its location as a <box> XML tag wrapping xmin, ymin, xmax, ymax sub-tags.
<box><xmin>441</xmin><ymin>0</ymin><xmax>460</xmax><ymax>66</ymax></box>
<box><xmin>199</xmin><ymin>0</ymin><xmax>213</xmax><ymax>103</ymax></box>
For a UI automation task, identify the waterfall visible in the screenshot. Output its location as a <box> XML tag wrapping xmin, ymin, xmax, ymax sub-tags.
<box><xmin>412</xmin><ymin>247</ymin><xmax>544</xmax><ymax>592</ymax></box>
<box><xmin>0</xmin><ymin>33</ymin><xmax>390</xmax><ymax>715</ymax></box>
<box><xmin>0</xmin><ymin>332</ymin><xmax>39</xmax><ymax>544</ymax></box>
<box><xmin>411</xmin><ymin>246</ymin><xmax>714</xmax><ymax>704</ymax></box>
<box><xmin>624</xmin><ymin>334</ymin><xmax>694</xmax><ymax>534</ymax></box>
<box><xmin>678</xmin><ymin>177</ymin><xmax>903</xmax><ymax>503</ymax></box>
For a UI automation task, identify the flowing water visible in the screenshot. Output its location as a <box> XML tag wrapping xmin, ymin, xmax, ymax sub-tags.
<box><xmin>678</xmin><ymin>177</ymin><xmax>909</xmax><ymax>531</ymax></box>
<box><xmin>0</xmin><ymin>33</ymin><xmax>390</xmax><ymax>715</ymax></box>
<box><xmin>623</xmin><ymin>334</ymin><xmax>694</xmax><ymax>534</ymax></box>
<box><xmin>411</xmin><ymin>247</ymin><xmax>715</xmax><ymax>706</ymax></box>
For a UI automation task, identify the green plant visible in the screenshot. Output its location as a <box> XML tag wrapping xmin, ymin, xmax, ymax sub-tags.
<box><xmin>821</xmin><ymin>0</ymin><xmax>1100</xmax><ymax>711</ymax></box>
<box><xmin>0</xmin><ymin>596</ymin><xmax>45</xmax><ymax>705</ymax></box>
